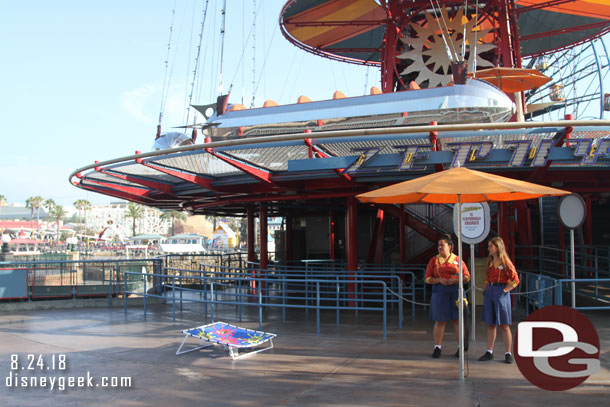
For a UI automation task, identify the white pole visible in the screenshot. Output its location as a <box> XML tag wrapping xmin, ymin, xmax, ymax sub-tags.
<box><xmin>470</xmin><ymin>243</ymin><xmax>476</xmax><ymax>341</ymax></box>
<box><xmin>571</xmin><ymin>228</ymin><xmax>576</xmax><ymax>308</ymax></box>
<box><xmin>457</xmin><ymin>197</ymin><xmax>464</xmax><ymax>380</ymax></box>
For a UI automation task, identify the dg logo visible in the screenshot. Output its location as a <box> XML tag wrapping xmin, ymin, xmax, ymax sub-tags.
<box><xmin>514</xmin><ymin>305</ymin><xmax>600</xmax><ymax>391</ymax></box>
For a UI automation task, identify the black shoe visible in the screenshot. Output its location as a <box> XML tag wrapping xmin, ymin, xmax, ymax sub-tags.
<box><xmin>505</xmin><ymin>353</ymin><xmax>514</xmax><ymax>364</ymax></box>
<box><xmin>479</xmin><ymin>351</ymin><xmax>493</xmax><ymax>361</ymax></box>
<box><xmin>454</xmin><ymin>349</ymin><xmax>459</xmax><ymax>358</ymax></box>
<box><xmin>432</xmin><ymin>347</ymin><xmax>441</xmax><ymax>358</ymax></box>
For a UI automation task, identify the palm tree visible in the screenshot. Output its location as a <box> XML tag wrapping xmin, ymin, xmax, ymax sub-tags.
<box><xmin>74</xmin><ymin>199</ymin><xmax>92</xmax><ymax>232</ymax></box>
<box><xmin>160</xmin><ymin>210</ymin><xmax>188</xmax><ymax>236</ymax></box>
<box><xmin>44</xmin><ymin>199</ymin><xmax>56</xmax><ymax>215</ymax></box>
<box><xmin>49</xmin><ymin>205</ymin><xmax>66</xmax><ymax>242</ymax></box>
<box><xmin>0</xmin><ymin>195</ymin><xmax>6</xmax><ymax>213</ymax></box>
<box><xmin>125</xmin><ymin>202</ymin><xmax>144</xmax><ymax>237</ymax></box>
<box><xmin>43</xmin><ymin>199</ymin><xmax>56</xmax><ymax>238</ymax></box>
<box><xmin>26</xmin><ymin>196</ymin><xmax>44</xmax><ymax>238</ymax></box>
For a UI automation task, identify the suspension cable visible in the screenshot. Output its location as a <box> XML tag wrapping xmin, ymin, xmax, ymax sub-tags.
<box><xmin>185</xmin><ymin>0</ymin><xmax>211</xmax><ymax>126</ymax></box>
<box><xmin>250</xmin><ymin>0</ymin><xmax>257</xmax><ymax>108</ymax></box>
<box><xmin>158</xmin><ymin>0</ymin><xmax>178</xmax><ymax>131</ymax></box>
<box><xmin>472</xmin><ymin>0</ymin><xmax>479</xmax><ymax>74</ymax></box>
<box><xmin>218</xmin><ymin>0</ymin><xmax>227</xmax><ymax>96</ymax></box>
<box><xmin>430</xmin><ymin>0</ymin><xmax>460</xmax><ymax>62</ymax></box>
<box><xmin>252</xmin><ymin>20</ymin><xmax>279</xmax><ymax>99</ymax></box>
<box><xmin>226</xmin><ymin>0</ymin><xmax>264</xmax><ymax>97</ymax></box>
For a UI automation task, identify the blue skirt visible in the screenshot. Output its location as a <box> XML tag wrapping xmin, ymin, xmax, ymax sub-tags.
<box><xmin>481</xmin><ymin>285</ymin><xmax>512</xmax><ymax>325</ymax></box>
<box><xmin>429</xmin><ymin>284</ymin><xmax>459</xmax><ymax>321</ymax></box>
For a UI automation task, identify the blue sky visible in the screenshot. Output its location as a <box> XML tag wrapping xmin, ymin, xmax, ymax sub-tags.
<box><xmin>1</xmin><ymin>1</ymin><xmax>607</xmax><ymax>209</ymax></box>
<box><xmin>0</xmin><ymin>0</ymin><xmax>376</xmax><ymax>207</ymax></box>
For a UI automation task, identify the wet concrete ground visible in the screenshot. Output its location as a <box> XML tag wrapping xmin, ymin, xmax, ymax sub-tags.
<box><xmin>0</xmin><ymin>300</ymin><xmax>608</xmax><ymax>407</ymax></box>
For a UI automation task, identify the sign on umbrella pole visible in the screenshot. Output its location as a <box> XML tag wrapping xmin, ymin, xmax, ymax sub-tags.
<box><xmin>557</xmin><ymin>194</ymin><xmax>586</xmax><ymax>308</ymax></box>
<box><xmin>453</xmin><ymin>202</ymin><xmax>490</xmax><ymax>343</ymax></box>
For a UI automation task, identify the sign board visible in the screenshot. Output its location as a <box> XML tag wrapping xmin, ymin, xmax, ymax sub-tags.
<box><xmin>558</xmin><ymin>194</ymin><xmax>586</xmax><ymax>229</ymax></box>
<box><xmin>0</xmin><ymin>268</ymin><xmax>28</xmax><ymax>299</ymax></box>
<box><xmin>452</xmin><ymin>202</ymin><xmax>491</xmax><ymax>244</ymax></box>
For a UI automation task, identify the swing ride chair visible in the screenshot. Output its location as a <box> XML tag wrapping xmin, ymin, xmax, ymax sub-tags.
<box><xmin>176</xmin><ymin>322</ymin><xmax>277</xmax><ymax>360</ymax></box>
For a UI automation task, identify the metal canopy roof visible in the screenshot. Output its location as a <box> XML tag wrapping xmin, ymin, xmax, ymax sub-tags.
<box><xmin>71</xmin><ymin>121</ymin><xmax>610</xmax><ymax>216</ymax></box>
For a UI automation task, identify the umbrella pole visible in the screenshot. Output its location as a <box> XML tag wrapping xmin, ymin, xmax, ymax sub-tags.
<box><xmin>458</xmin><ymin>196</ymin><xmax>465</xmax><ymax>380</ymax></box>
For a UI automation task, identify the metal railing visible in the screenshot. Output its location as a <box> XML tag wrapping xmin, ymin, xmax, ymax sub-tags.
<box><xmin>0</xmin><ymin>258</ymin><xmax>162</xmax><ymax>305</ymax></box>
<box><xmin>124</xmin><ymin>270</ymin><xmax>393</xmax><ymax>338</ymax></box>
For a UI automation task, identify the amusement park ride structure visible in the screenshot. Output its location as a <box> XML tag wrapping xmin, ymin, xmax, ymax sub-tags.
<box><xmin>70</xmin><ymin>0</ymin><xmax>610</xmax><ymax>266</ymax></box>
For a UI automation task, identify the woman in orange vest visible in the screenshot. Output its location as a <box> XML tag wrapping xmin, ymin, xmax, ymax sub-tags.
<box><xmin>479</xmin><ymin>237</ymin><xmax>520</xmax><ymax>364</ymax></box>
<box><xmin>425</xmin><ymin>234</ymin><xmax>470</xmax><ymax>358</ymax></box>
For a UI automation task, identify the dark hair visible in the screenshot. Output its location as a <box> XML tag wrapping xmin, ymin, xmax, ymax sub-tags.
<box><xmin>439</xmin><ymin>234</ymin><xmax>454</xmax><ymax>250</ymax></box>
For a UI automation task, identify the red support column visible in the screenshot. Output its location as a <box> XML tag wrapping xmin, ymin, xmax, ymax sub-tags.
<box><xmin>584</xmin><ymin>195</ymin><xmax>593</xmax><ymax>271</ymax></box>
<box><xmin>329</xmin><ymin>210</ymin><xmax>335</xmax><ymax>261</ymax></box>
<box><xmin>346</xmin><ymin>197</ymin><xmax>358</xmax><ymax>304</ymax></box>
<box><xmin>247</xmin><ymin>207</ymin><xmax>256</xmax><ymax>289</ymax></box>
<box><xmin>508</xmin><ymin>204</ymin><xmax>516</xmax><ymax>262</ymax></box>
<box><xmin>259</xmin><ymin>205</ymin><xmax>268</xmax><ymax>293</ymax></box>
<box><xmin>497</xmin><ymin>202</ymin><xmax>509</xmax><ymax>248</ymax></box>
<box><xmin>247</xmin><ymin>207</ymin><xmax>255</xmax><ymax>266</ymax></box>
<box><xmin>400</xmin><ymin>204</ymin><xmax>406</xmax><ymax>265</ymax></box>
<box><xmin>374</xmin><ymin>209</ymin><xmax>386</xmax><ymax>264</ymax></box>
<box><xmin>259</xmin><ymin>205</ymin><xmax>268</xmax><ymax>271</ymax></box>
<box><xmin>285</xmin><ymin>213</ymin><xmax>293</xmax><ymax>265</ymax></box>
<box><xmin>559</xmin><ymin>222</ymin><xmax>565</xmax><ymax>276</ymax></box>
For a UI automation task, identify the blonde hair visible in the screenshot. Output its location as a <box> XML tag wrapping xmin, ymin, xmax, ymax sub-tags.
<box><xmin>487</xmin><ymin>237</ymin><xmax>514</xmax><ymax>270</ymax></box>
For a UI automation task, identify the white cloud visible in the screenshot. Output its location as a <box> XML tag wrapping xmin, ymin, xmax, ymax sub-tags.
<box><xmin>121</xmin><ymin>84</ymin><xmax>159</xmax><ymax>124</ymax></box>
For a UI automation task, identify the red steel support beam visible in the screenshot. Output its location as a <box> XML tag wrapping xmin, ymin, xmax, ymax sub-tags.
<box><xmin>190</xmin><ymin>191</ymin><xmax>357</xmax><ymax>209</ymax></box>
<box><xmin>139</xmin><ymin>161</ymin><xmax>217</xmax><ymax>192</ymax></box>
<box><xmin>286</xmin><ymin>213</ymin><xmax>293</xmax><ymax>264</ymax></box>
<box><xmin>346</xmin><ymin>197</ymin><xmax>358</xmax><ymax>304</ymax></box>
<box><xmin>329</xmin><ymin>210</ymin><xmax>335</xmax><ymax>261</ymax></box>
<box><xmin>206</xmin><ymin>148</ymin><xmax>273</xmax><ymax>184</ymax></box>
<box><xmin>98</xmin><ymin>168</ymin><xmax>175</xmax><ymax>195</ymax></box>
<box><xmin>367</xmin><ymin>209</ymin><xmax>385</xmax><ymax>264</ymax></box>
<box><xmin>400</xmin><ymin>204</ymin><xmax>406</xmax><ymax>265</ymax></box>
<box><xmin>247</xmin><ymin>207</ymin><xmax>255</xmax><ymax>266</ymax></box>
<box><xmin>584</xmin><ymin>195</ymin><xmax>593</xmax><ymax>271</ymax></box>
<box><xmin>259</xmin><ymin>205</ymin><xmax>268</xmax><ymax>272</ymax></box>
<box><xmin>75</xmin><ymin>183</ymin><xmax>151</xmax><ymax>206</ymax></box>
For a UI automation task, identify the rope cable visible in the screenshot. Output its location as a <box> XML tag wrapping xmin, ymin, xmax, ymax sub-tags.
<box><xmin>182</xmin><ymin>0</ymin><xmax>198</xmax><ymax>124</ymax></box>
<box><xmin>250</xmin><ymin>0</ymin><xmax>257</xmax><ymax>108</ymax></box>
<box><xmin>429</xmin><ymin>0</ymin><xmax>459</xmax><ymax>62</ymax></box>
<box><xmin>226</xmin><ymin>0</ymin><xmax>264</xmax><ymax>97</ymax></box>
<box><xmin>158</xmin><ymin>1</ymin><xmax>178</xmax><ymax>128</ymax></box>
<box><xmin>186</xmin><ymin>0</ymin><xmax>211</xmax><ymax>126</ymax></box>
<box><xmin>251</xmin><ymin>20</ymin><xmax>278</xmax><ymax>99</ymax></box>
<box><xmin>218</xmin><ymin>0</ymin><xmax>227</xmax><ymax>95</ymax></box>
<box><xmin>473</xmin><ymin>0</ymin><xmax>479</xmax><ymax>74</ymax></box>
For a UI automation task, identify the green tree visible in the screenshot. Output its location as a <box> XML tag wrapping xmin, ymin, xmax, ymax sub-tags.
<box><xmin>125</xmin><ymin>202</ymin><xmax>144</xmax><ymax>237</ymax></box>
<box><xmin>44</xmin><ymin>199</ymin><xmax>56</xmax><ymax>214</ymax></box>
<box><xmin>49</xmin><ymin>205</ymin><xmax>66</xmax><ymax>242</ymax></box>
<box><xmin>74</xmin><ymin>199</ymin><xmax>92</xmax><ymax>231</ymax></box>
<box><xmin>26</xmin><ymin>196</ymin><xmax>44</xmax><ymax>237</ymax></box>
<box><xmin>160</xmin><ymin>210</ymin><xmax>188</xmax><ymax>236</ymax></box>
<box><xmin>0</xmin><ymin>195</ymin><xmax>6</xmax><ymax>212</ymax></box>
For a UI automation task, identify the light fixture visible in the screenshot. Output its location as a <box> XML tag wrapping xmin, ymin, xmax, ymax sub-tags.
<box><xmin>1</xmin><ymin>234</ymin><xmax>12</xmax><ymax>253</ymax></box>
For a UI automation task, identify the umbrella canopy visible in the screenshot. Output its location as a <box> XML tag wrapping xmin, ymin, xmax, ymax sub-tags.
<box><xmin>356</xmin><ymin>166</ymin><xmax>569</xmax><ymax>204</ymax></box>
<box><xmin>472</xmin><ymin>68</ymin><xmax>551</xmax><ymax>93</ymax></box>
<box><xmin>356</xmin><ymin>166</ymin><xmax>570</xmax><ymax>381</ymax></box>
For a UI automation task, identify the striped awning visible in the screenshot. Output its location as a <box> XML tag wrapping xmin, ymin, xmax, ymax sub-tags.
<box><xmin>279</xmin><ymin>0</ymin><xmax>610</xmax><ymax>63</ymax></box>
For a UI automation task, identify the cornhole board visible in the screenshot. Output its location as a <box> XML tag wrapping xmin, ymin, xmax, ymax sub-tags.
<box><xmin>176</xmin><ymin>322</ymin><xmax>276</xmax><ymax>360</ymax></box>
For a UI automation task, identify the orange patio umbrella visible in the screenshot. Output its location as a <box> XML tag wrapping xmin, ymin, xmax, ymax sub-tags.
<box><xmin>472</xmin><ymin>67</ymin><xmax>552</xmax><ymax>93</ymax></box>
<box><xmin>356</xmin><ymin>166</ymin><xmax>570</xmax><ymax>380</ymax></box>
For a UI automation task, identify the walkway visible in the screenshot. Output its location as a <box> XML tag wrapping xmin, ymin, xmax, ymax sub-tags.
<box><xmin>0</xmin><ymin>302</ymin><xmax>608</xmax><ymax>406</ymax></box>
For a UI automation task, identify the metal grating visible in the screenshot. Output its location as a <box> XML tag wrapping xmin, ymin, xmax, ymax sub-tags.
<box><xmin>228</xmin><ymin>145</ymin><xmax>310</xmax><ymax>171</ymax></box>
